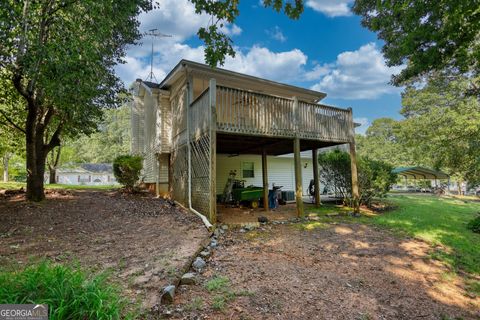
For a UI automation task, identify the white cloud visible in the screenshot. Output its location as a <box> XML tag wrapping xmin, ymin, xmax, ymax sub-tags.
<box><xmin>116</xmin><ymin>43</ymin><xmax>308</xmax><ymax>86</ymax></box>
<box><xmin>221</xmin><ymin>24</ymin><xmax>242</xmax><ymax>36</ymax></box>
<box><xmin>116</xmin><ymin>0</ymin><xmax>399</xmax><ymax>102</ymax></box>
<box><xmin>224</xmin><ymin>46</ymin><xmax>307</xmax><ymax>82</ymax></box>
<box><xmin>266</xmin><ymin>26</ymin><xmax>287</xmax><ymax>42</ymax></box>
<box><xmin>306</xmin><ymin>0</ymin><xmax>353</xmax><ymax>17</ymax></box>
<box><xmin>138</xmin><ymin>0</ymin><xmax>208</xmax><ymax>41</ymax></box>
<box><xmin>311</xmin><ymin>43</ymin><xmax>403</xmax><ymax>99</ymax></box>
<box><xmin>303</xmin><ymin>64</ymin><xmax>330</xmax><ymax>81</ymax></box>
<box><xmin>353</xmin><ymin>117</ymin><xmax>370</xmax><ymax>135</ymax></box>
<box><xmin>129</xmin><ymin>0</ymin><xmax>241</xmax><ymax>58</ymax></box>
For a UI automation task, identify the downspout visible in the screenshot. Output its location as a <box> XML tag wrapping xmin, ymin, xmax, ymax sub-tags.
<box><xmin>185</xmin><ymin>70</ymin><xmax>213</xmax><ymax>231</ymax></box>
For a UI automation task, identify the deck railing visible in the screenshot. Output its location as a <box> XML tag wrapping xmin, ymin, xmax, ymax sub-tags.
<box><xmin>215</xmin><ymin>85</ymin><xmax>351</xmax><ymax>142</ymax></box>
<box><xmin>188</xmin><ymin>87</ymin><xmax>211</xmax><ymax>140</ymax></box>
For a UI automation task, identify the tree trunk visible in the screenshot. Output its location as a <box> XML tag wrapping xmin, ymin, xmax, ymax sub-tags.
<box><xmin>49</xmin><ymin>167</ymin><xmax>56</xmax><ymax>184</ymax></box>
<box><xmin>2</xmin><ymin>153</ymin><xmax>10</xmax><ymax>182</ymax></box>
<box><xmin>47</xmin><ymin>146</ymin><xmax>61</xmax><ymax>184</ymax></box>
<box><xmin>26</xmin><ymin>135</ymin><xmax>47</xmax><ymax>201</ymax></box>
<box><xmin>25</xmin><ymin>104</ymin><xmax>49</xmax><ymax>201</ymax></box>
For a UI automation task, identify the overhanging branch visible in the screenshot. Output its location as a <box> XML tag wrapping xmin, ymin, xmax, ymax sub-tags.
<box><xmin>45</xmin><ymin>122</ymin><xmax>63</xmax><ymax>152</ymax></box>
<box><xmin>0</xmin><ymin>110</ymin><xmax>26</xmax><ymax>134</ymax></box>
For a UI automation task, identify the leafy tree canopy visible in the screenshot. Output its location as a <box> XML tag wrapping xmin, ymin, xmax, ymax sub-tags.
<box><xmin>61</xmin><ymin>106</ymin><xmax>131</xmax><ymax>164</ymax></box>
<box><xmin>0</xmin><ymin>0</ymin><xmax>151</xmax><ymax>200</ymax></box>
<box><xmin>399</xmin><ymin>74</ymin><xmax>480</xmax><ymax>183</ymax></box>
<box><xmin>356</xmin><ymin>118</ymin><xmax>413</xmax><ymax>167</ymax></box>
<box><xmin>352</xmin><ymin>0</ymin><xmax>480</xmax><ymax>93</ymax></box>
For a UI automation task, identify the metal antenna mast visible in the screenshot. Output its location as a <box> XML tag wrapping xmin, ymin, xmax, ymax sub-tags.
<box><xmin>144</xmin><ymin>29</ymin><xmax>171</xmax><ymax>82</ymax></box>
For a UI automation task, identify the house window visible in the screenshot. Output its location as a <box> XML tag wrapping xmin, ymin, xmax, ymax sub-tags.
<box><xmin>242</xmin><ymin>162</ymin><xmax>254</xmax><ymax>178</ymax></box>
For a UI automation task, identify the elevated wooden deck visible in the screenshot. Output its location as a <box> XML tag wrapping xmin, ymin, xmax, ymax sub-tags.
<box><xmin>183</xmin><ymin>80</ymin><xmax>358</xmax><ymax>223</ymax></box>
<box><xmin>190</xmin><ymin>84</ymin><xmax>353</xmax><ymax>143</ymax></box>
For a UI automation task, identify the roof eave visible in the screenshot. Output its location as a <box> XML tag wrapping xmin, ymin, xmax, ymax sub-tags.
<box><xmin>159</xmin><ymin>59</ymin><xmax>327</xmax><ymax>103</ymax></box>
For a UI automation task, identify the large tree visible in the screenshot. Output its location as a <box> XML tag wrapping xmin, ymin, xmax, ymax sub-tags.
<box><xmin>399</xmin><ymin>74</ymin><xmax>480</xmax><ymax>184</ymax></box>
<box><xmin>0</xmin><ymin>0</ymin><xmax>151</xmax><ymax>200</ymax></box>
<box><xmin>0</xmin><ymin>0</ymin><xmax>305</xmax><ymax>201</ymax></box>
<box><xmin>356</xmin><ymin>118</ymin><xmax>413</xmax><ymax>167</ymax></box>
<box><xmin>61</xmin><ymin>106</ymin><xmax>131</xmax><ymax>164</ymax></box>
<box><xmin>352</xmin><ymin>0</ymin><xmax>480</xmax><ymax>93</ymax></box>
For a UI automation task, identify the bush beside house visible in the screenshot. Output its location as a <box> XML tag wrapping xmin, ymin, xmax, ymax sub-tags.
<box><xmin>113</xmin><ymin>155</ymin><xmax>143</xmax><ymax>192</ymax></box>
<box><xmin>318</xmin><ymin>150</ymin><xmax>397</xmax><ymax>207</ymax></box>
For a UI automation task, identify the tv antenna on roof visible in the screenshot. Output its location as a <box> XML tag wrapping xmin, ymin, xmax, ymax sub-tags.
<box><xmin>144</xmin><ymin>29</ymin><xmax>172</xmax><ymax>82</ymax></box>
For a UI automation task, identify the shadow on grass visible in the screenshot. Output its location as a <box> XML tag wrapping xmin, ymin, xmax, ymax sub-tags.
<box><xmin>305</xmin><ymin>195</ymin><xmax>480</xmax><ymax>298</ymax></box>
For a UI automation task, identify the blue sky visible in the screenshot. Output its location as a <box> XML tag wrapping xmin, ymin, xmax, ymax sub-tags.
<box><xmin>115</xmin><ymin>0</ymin><xmax>405</xmax><ymax>134</ymax></box>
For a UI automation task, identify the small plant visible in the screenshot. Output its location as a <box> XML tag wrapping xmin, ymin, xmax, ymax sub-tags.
<box><xmin>467</xmin><ymin>216</ymin><xmax>480</xmax><ymax>233</ymax></box>
<box><xmin>0</xmin><ymin>261</ymin><xmax>130</xmax><ymax>320</ymax></box>
<box><xmin>185</xmin><ymin>297</ymin><xmax>204</xmax><ymax>311</ymax></box>
<box><xmin>211</xmin><ymin>295</ymin><xmax>226</xmax><ymax>310</ymax></box>
<box><xmin>113</xmin><ymin>155</ymin><xmax>143</xmax><ymax>192</ymax></box>
<box><xmin>465</xmin><ymin>279</ymin><xmax>480</xmax><ymax>298</ymax></box>
<box><xmin>205</xmin><ymin>276</ymin><xmax>230</xmax><ymax>292</ymax></box>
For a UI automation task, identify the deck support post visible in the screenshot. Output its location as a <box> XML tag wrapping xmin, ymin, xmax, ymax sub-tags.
<box><xmin>262</xmin><ymin>149</ymin><xmax>269</xmax><ymax>211</ymax></box>
<box><xmin>312</xmin><ymin>148</ymin><xmax>321</xmax><ymax>207</ymax></box>
<box><xmin>347</xmin><ymin>108</ymin><xmax>360</xmax><ymax>214</ymax></box>
<box><xmin>209</xmin><ymin>79</ymin><xmax>217</xmax><ymax>223</ymax></box>
<box><xmin>294</xmin><ymin>137</ymin><xmax>304</xmax><ymax>218</ymax></box>
<box><xmin>349</xmin><ymin>141</ymin><xmax>360</xmax><ymax>213</ymax></box>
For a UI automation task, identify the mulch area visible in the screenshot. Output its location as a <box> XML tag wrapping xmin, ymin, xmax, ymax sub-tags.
<box><xmin>169</xmin><ymin>223</ymin><xmax>480</xmax><ymax>320</ymax></box>
<box><xmin>0</xmin><ymin>190</ymin><xmax>210</xmax><ymax>311</ymax></box>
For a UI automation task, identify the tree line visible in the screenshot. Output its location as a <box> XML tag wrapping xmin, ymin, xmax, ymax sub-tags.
<box><xmin>356</xmin><ymin>74</ymin><xmax>480</xmax><ymax>187</ymax></box>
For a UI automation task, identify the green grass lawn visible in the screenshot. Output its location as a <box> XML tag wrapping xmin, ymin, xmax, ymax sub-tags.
<box><xmin>0</xmin><ymin>181</ymin><xmax>119</xmax><ymax>190</ymax></box>
<box><xmin>370</xmin><ymin>195</ymin><xmax>480</xmax><ymax>275</ymax></box>
<box><xmin>309</xmin><ymin>195</ymin><xmax>480</xmax><ymax>276</ymax></box>
<box><xmin>308</xmin><ymin>194</ymin><xmax>480</xmax><ymax>297</ymax></box>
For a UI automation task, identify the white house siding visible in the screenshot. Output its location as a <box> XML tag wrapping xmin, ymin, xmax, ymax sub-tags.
<box><xmin>216</xmin><ymin>154</ymin><xmax>316</xmax><ymax>196</ymax></box>
<box><xmin>131</xmin><ymin>94</ymin><xmax>145</xmax><ymax>155</ymax></box>
<box><xmin>142</xmin><ymin>92</ymin><xmax>159</xmax><ymax>183</ymax></box>
<box><xmin>48</xmin><ymin>173</ymin><xmax>117</xmax><ymax>185</ymax></box>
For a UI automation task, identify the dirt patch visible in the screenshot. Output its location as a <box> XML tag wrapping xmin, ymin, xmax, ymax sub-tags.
<box><xmin>0</xmin><ymin>190</ymin><xmax>209</xmax><ymax>311</ymax></box>
<box><xmin>217</xmin><ymin>203</ymin><xmax>299</xmax><ymax>225</ymax></box>
<box><xmin>170</xmin><ymin>223</ymin><xmax>480</xmax><ymax>319</ymax></box>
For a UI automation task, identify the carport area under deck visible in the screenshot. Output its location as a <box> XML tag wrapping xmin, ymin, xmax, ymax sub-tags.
<box><xmin>215</xmin><ymin>133</ymin><xmax>344</xmax><ymax>221</ymax></box>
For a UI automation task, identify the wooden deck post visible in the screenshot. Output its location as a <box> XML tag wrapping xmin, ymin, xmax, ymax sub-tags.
<box><xmin>312</xmin><ymin>148</ymin><xmax>321</xmax><ymax>207</ymax></box>
<box><xmin>349</xmin><ymin>141</ymin><xmax>360</xmax><ymax>213</ymax></box>
<box><xmin>293</xmin><ymin>96</ymin><xmax>304</xmax><ymax>218</ymax></box>
<box><xmin>262</xmin><ymin>149</ymin><xmax>269</xmax><ymax>211</ymax></box>
<box><xmin>294</xmin><ymin>137</ymin><xmax>304</xmax><ymax>218</ymax></box>
<box><xmin>209</xmin><ymin>78</ymin><xmax>217</xmax><ymax>223</ymax></box>
<box><xmin>347</xmin><ymin>108</ymin><xmax>360</xmax><ymax>214</ymax></box>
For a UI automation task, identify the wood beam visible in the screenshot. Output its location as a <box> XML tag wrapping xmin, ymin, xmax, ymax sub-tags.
<box><xmin>209</xmin><ymin>78</ymin><xmax>217</xmax><ymax>223</ymax></box>
<box><xmin>349</xmin><ymin>141</ymin><xmax>360</xmax><ymax>214</ymax></box>
<box><xmin>347</xmin><ymin>107</ymin><xmax>360</xmax><ymax>214</ymax></box>
<box><xmin>227</xmin><ymin>138</ymin><xmax>289</xmax><ymax>156</ymax></box>
<box><xmin>262</xmin><ymin>149</ymin><xmax>269</xmax><ymax>211</ymax></box>
<box><xmin>312</xmin><ymin>148</ymin><xmax>321</xmax><ymax>207</ymax></box>
<box><xmin>294</xmin><ymin>137</ymin><xmax>304</xmax><ymax>218</ymax></box>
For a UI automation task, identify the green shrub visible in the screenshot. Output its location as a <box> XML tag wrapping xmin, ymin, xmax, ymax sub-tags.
<box><xmin>358</xmin><ymin>157</ymin><xmax>398</xmax><ymax>207</ymax></box>
<box><xmin>113</xmin><ymin>155</ymin><xmax>142</xmax><ymax>191</ymax></box>
<box><xmin>205</xmin><ymin>276</ymin><xmax>230</xmax><ymax>292</ymax></box>
<box><xmin>0</xmin><ymin>262</ymin><xmax>129</xmax><ymax>320</ymax></box>
<box><xmin>467</xmin><ymin>215</ymin><xmax>480</xmax><ymax>233</ymax></box>
<box><xmin>318</xmin><ymin>150</ymin><xmax>397</xmax><ymax>207</ymax></box>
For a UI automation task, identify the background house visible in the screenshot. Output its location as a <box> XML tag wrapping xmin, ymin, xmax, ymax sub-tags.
<box><xmin>45</xmin><ymin>163</ymin><xmax>117</xmax><ymax>185</ymax></box>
